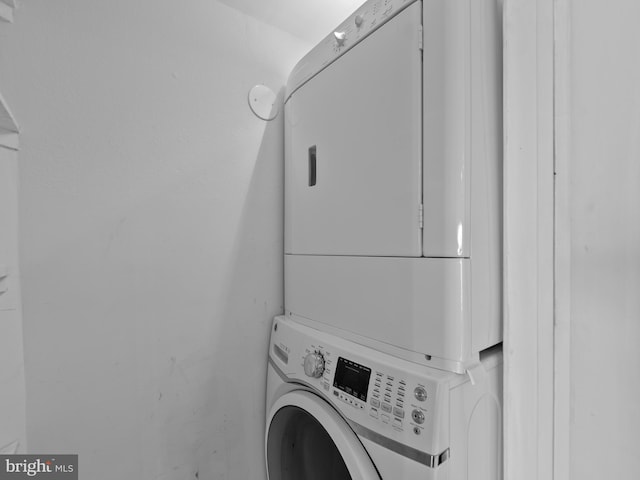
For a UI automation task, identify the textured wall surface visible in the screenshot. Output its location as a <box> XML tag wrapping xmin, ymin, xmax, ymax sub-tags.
<box><xmin>568</xmin><ymin>1</ymin><xmax>640</xmax><ymax>477</ymax></box>
<box><xmin>0</xmin><ymin>1</ymin><xmax>315</xmax><ymax>478</ymax></box>
<box><xmin>0</xmin><ymin>137</ymin><xmax>26</xmax><ymax>454</ymax></box>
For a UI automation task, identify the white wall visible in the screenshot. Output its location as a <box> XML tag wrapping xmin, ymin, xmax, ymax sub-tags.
<box><xmin>0</xmin><ymin>95</ymin><xmax>26</xmax><ymax>454</ymax></box>
<box><xmin>566</xmin><ymin>0</ymin><xmax>640</xmax><ymax>477</ymax></box>
<box><xmin>0</xmin><ymin>1</ymin><xmax>314</xmax><ymax>478</ymax></box>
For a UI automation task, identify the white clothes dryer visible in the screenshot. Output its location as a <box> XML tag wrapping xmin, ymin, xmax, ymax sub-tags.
<box><xmin>283</xmin><ymin>0</ymin><xmax>504</xmax><ymax>373</ymax></box>
<box><xmin>265</xmin><ymin>316</ymin><xmax>503</xmax><ymax>480</ymax></box>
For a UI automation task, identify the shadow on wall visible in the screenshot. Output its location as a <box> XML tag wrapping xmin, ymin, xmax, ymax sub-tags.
<box><xmin>194</xmin><ymin>88</ymin><xmax>286</xmax><ymax>479</ymax></box>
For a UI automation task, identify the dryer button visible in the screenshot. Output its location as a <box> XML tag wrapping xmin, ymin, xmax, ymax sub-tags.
<box><xmin>381</xmin><ymin>402</ymin><xmax>392</xmax><ymax>413</ymax></box>
<box><xmin>370</xmin><ymin>398</ymin><xmax>380</xmax><ymax>408</ymax></box>
<box><xmin>333</xmin><ymin>31</ymin><xmax>346</xmax><ymax>46</ymax></box>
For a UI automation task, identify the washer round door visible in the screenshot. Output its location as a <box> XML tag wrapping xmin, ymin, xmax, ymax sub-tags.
<box><xmin>266</xmin><ymin>390</ymin><xmax>380</xmax><ymax>480</ymax></box>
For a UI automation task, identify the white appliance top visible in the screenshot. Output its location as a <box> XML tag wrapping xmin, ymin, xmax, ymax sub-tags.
<box><xmin>285</xmin><ymin>0</ymin><xmax>419</xmax><ymax>101</ymax></box>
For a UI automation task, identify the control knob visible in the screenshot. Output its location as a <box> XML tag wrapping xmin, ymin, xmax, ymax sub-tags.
<box><xmin>303</xmin><ymin>352</ymin><xmax>325</xmax><ymax>378</ymax></box>
<box><xmin>333</xmin><ymin>31</ymin><xmax>347</xmax><ymax>46</ymax></box>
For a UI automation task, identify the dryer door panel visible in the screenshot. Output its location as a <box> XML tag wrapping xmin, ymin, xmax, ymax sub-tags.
<box><xmin>285</xmin><ymin>3</ymin><xmax>422</xmax><ymax>257</ymax></box>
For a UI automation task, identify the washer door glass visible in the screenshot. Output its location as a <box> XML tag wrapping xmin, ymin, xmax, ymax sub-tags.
<box><xmin>266</xmin><ymin>391</ymin><xmax>379</xmax><ymax>480</ymax></box>
<box><xmin>268</xmin><ymin>406</ymin><xmax>351</xmax><ymax>480</ymax></box>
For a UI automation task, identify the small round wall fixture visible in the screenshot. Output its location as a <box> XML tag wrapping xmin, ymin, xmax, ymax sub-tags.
<box><xmin>248</xmin><ymin>84</ymin><xmax>278</xmax><ymax>121</ymax></box>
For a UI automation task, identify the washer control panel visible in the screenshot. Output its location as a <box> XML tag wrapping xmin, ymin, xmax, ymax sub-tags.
<box><xmin>368</xmin><ymin>371</ymin><xmax>409</xmax><ymax>430</ymax></box>
<box><xmin>319</xmin><ymin>348</ymin><xmax>435</xmax><ymax>438</ymax></box>
<box><xmin>363</xmin><ymin>367</ymin><xmax>434</xmax><ymax>439</ymax></box>
<box><xmin>286</xmin><ymin>0</ymin><xmax>420</xmax><ymax>100</ymax></box>
<box><xmin>270</xmin><ymin>317</ymin><xmax>455</xmax><ymax>456</ymax></box>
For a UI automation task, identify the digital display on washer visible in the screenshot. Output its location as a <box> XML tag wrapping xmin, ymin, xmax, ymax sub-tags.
<box><xmin>333</xmin><ymin>357</ymin><xmax>371</xmax><ymax>401</ymax></box>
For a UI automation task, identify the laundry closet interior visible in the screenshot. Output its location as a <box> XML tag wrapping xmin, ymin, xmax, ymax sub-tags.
<box><xmin>1</xmin><ymin>0</ymin><xmax>639</xmax><ymax>479</ymax></box>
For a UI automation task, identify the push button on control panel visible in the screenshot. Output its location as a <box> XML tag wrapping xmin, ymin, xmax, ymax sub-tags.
<box><xmin>335</xmin><ymin>390</ymin><xmax>365</xmax><ymax>410</ymax></box>
<box><xmin>411</xmin><ymin>409</ymin><xmax>425</xmax><ymax>424</ymax></box>
<box><xmin>393</xmin><ymin>407</ymin><xmax>405</xmax><ymax>419</ymax></box>
<box><xmin>414</xmin><ymin>386</ymin><xmax>428</xmax><ymax>402</ymax></box>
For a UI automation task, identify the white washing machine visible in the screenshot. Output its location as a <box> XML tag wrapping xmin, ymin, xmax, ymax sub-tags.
<box><xmin>283</xmin><ymin>0</ymin><xmax>504</xmax><ymax>373</ymax></box>
<box><xmin>265</xmin><ymin>316</ymin><xmax>502</xmax><ymax>480</ymax></box>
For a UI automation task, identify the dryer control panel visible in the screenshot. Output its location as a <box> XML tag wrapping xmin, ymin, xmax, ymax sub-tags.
<box><xmin>286</xmin><ymin>0</ymin><xmax>419</xmax><ymax>101</ymax></box>
<box><xmin>269</xmin><ymin>316</ymin><xmax>462</xmax><ymax>461</ymax></box>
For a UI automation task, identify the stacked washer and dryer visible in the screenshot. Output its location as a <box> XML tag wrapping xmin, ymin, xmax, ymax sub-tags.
<box><xmin>266</xmin><ymin>0</ymin><xmax>503</xmax><ymax>478</ymax></box>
